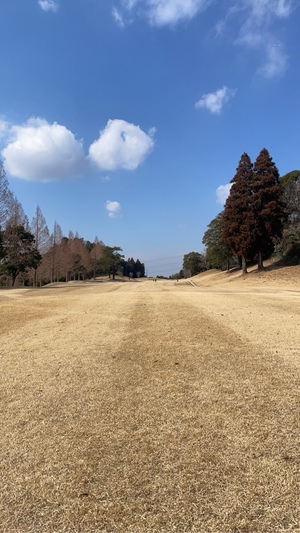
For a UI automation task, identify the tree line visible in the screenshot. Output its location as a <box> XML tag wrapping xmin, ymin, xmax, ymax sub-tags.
<box><xmin>203</xmin><ymin>148</ymin><xmax>300</xmax><ymax>275</ymax></box>
<box><xmin>0</xmin><ymin>161</ymin><xmax>145</xmax><ymax>286</ymax></box>
<box><xmin>172</xmin><ymin>148</ymin><xmax>299</xmax><ymax>279</ymax></box>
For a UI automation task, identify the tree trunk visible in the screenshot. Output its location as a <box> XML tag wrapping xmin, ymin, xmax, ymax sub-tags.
<box><xmin>242</xmin><ymin>255</ymin><xmax>247</xmax><ymax>275</ymax></box>
<box><xmin>258</xmin><ymin>250</ymin><xmax>264</xmax><ymax>270</ymax></box>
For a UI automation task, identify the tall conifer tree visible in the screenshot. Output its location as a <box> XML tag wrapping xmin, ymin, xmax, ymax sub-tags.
<box><xmin>222</xmin><ymin>153</ymin><xmax>256</xmax><ymax>274</ymax></box>
<box><xmin>252</xmin><ymin>148</ymin><xmax>284</xmax><ymax>269</ymax></box>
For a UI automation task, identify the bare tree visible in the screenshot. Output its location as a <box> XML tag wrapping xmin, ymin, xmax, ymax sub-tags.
<box><xmin>0</xmin><ymin>161</ymin><xmax>14</xmax><ymax>228</ymax></box>
<box><xmin>44</xmin><ymin>222</ymin><xmax>64</xmax><ymax>283</ymax></box>
<box><xmin>89</xmin><ymin>239</ymin><xmax>104</xmax><ymax>278</ymax></box>
<box><xmin>7</xmin><ymin>195</ymin><xmax>29</xmax><ymax>229</ymax></box>
<box><xmin>31</xmin><ymin>205</ymin><xmax>50</xmax><ymax>286</ymax></box>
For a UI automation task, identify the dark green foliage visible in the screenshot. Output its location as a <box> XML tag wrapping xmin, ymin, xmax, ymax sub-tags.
<box><xmin>124</xmin><ymin>257</ymin><xmax>145</xmax><ymax>278</ymax></box>
<box><xmin>202</xmin><ymin>211</ymin><xmax>235</xmax><ymax>270</ymax></box>
<box><xmin>100</xmin><ymin>246</ymin><xmax>124</xmax><ymax>280</ymax></box>
<box><xmin>183</xmin><ymin>252</ymin><xmax>206</xmax><ymax>277</ymax></box>
<box><xmin>1</xmin><ymin>224</ymin><xmax>42</xmax><ymax>285</ymax></box>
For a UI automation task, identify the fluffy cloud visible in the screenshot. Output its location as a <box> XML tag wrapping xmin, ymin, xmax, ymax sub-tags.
<box><xmin>105</xmin><ymin>200</ymin><xmax>121</xmax><ymax>218</ymax></box>
<box><xmin>1</xmin><ymin>117</ymin><xmax>155</xmax><ymax>181</ymax></box>
<box><xmin>2</xmin><ymin>118</ymin><xmax>85</xmax><ymax>182</ymax></box>
<box><xmin>195</xmin><ymin>86</ymin><xmax>236</xmax><ymax>114</ymax></box>
<box><xmin>114</xmin><ymin>0</ymin><xmax>213</xmax><ymax>26</ymax></box>
<box><xmin>216</xmin><ymin>183</ymin><xmax>232</xmax><ymax>205</ymax></box>
<box><xmin>89</xmin><ymin>119</ymin><xmax>155</xmax><ymax>171</ymax></box>
<box><xmin>38</xmin><ymin>0</ymin><xmax>59</xmax><ymax>12</ymax></box>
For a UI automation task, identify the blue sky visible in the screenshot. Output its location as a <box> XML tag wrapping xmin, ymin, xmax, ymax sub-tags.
<box><xmin>0</xmin><ymin>0</ymin><xmax>299</xmax><ymax>276</ymax></box>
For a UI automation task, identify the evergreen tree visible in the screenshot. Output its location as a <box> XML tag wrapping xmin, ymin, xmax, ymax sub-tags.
<box><xmin>252</xmin><ymin>148</ymin><xmax>284</xmax><ymax>269</ymax></box>
<box><xmin>1</xmin><ymin>224</ymin><xmax>42</xmax><ymax>286</ymax></box>
<box><xmin>135</xmin><ymin>259</ymin><xmax>145</xmax><ymax>278</ymax></box>
<box><xmin>183</xmin><ymin>252</ymin><xmax>206</xmax><ymax>277</ymax></box>
<box><xmin>101</xmin><ymin>246</ymin><xmax>124</xmax><ymax>279</ymax></box>
<box><xmin>280</xmin><ymin>170</ymin><xmax>300</xmax><ymax>258</ymax></box>
<box><xmin>222</xmin><ymin>153</ymin><xmax>256</xmax><ymax>274</ymax></box>
<box><xmin>202</xmin><ymin>211</ymin><xmax>234</xmax><ymax>270</ymax></box>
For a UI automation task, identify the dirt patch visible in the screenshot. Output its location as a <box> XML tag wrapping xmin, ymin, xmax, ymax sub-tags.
<box><xmin>0</xmin><ymin>269</ymin><xmax>299</xmax><ymax>532</ymax></box>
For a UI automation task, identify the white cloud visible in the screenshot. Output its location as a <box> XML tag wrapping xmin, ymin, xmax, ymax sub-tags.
<box><xmin>2</xmin><ymin>118</ymin><xmax>85</xmax><ymax>182</ymax></box>
<box><xmin>258</xmin><ymin>42</ymin><xmax>287</xmax><ymax>78</ymax></box>
<box><xmin>145</xmin><ymin>0</ymin><xmax>213</xmax><ymax>26</ymax></box>
<box><xmin>195</xmin><ymin>86</ymin><xmax>236</xmax><ymax>114</ymax></box>
<box><xmin>112</xmin><ymin>6</ymin><xmax>125</xmax><ymax>27</ymax></box>
<box><xmin>38</xmin><ymin>0</ymin><xmax>59</xmax><ymax>12</ymax></box>
<box><xmin>89</xmin><ymin>119</ymin><xmax>155</xmax><ymax>171</ymax></box>
<box><xmin>0</xmin><ymin>118</ymin><xmax>9</xmax><ymax>139</ymax></box>
<box><xmin>216</xmin><ymin>183</ymin><xmax>232</xmax><ymax>205</ymax></box>
<box><xmin>105</xmin><ymin>200</ymin><xmax>121</xmax><ymax>218</ymax></box>
<box><xmin>115</xmin><ymin>0</ymin><xmax>213</xmax><ymax>26</ymax></box>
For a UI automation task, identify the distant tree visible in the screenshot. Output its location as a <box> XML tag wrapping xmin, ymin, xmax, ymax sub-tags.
<box><xmin>70</xmin><ymin>236</ymin><xmax>90</xmax><ymax>280</ymax></box>
<box><xmin>280</xmin><ymin>170</ymin><xmax>300</xmax><ymax>258</ymax></box>
<box><xmin>183</xmin><ymin>252</ymin><xmax>206</xmax><ymax>277</ymax></box>
<box><xmin>88</xmin><ymin>238</ymin><xmax>104</xmax><ymax>279</ymax></box>
<box><xmin>202</xmin><ymin>211</ymin><xmax>235</xmax><ymax>270</ymax></box>
<box><xmin>31</xmin><ymin>206</ymin><xmax>50</xmax><ymax>254</ymax></box>
<box><xmin>125</xmin><ymin>257</ymin><xmax>135</xmax><ymax>277</ymax></box>
<box><xmin>222</xmin><ymin>152</ymin><xmax>256</xmax><ymax>275</ymax></box>
<box><xmin>100</xmin><ymin>246</ymin><xmax>124</xmax><ymax>280</ymax></box>
<box><xmin>7</xmin><ymin>195</ymin><xmax>29</xmax><ymax>229</ymax></box>
<box><xmin>0</xmin><ymin>161</ymin><xmax>14</xmax><ymax>228</ymax></box>
<box><xmin>43</xmin><ymin>221</ymin><xmax>63</xmax><ymax>282</ymax></box>
<box><xmin>123</xmin><ymin>257</ymin><xmax>145</xmax><ymax>278</ymax></box>
<box><xmin>31</xmin><ymin>205</ymin><xmax>50</xmax><ymax>286</ymax></box>
<box><xmin>170</xmin><ymin>269</ymin><xmax>184</xmax><ymax>280</ymax></box>
<box><xmin>135</xmin><ymin>259</ymin><xmax>145</xmax><ymax>278</ymax></box>
<box><xmin>252</xmin><ymin>148</ymin><xmax>285</xmax><ymax>269</ymax></box>
<box><xmin>1</xmin><ymin>224</ymin><xmax>42</xmax><ymax>286</ymax></box>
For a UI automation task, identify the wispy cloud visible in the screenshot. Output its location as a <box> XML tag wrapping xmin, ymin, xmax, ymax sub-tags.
<box><xmin>105</xmin><ymin>200</ymin><xmax>121</xmax><ymax>218</ymax></box>
<box><xmin>216</xmin><ymin>183</ymin><xmax>231</xmax><ymax>205</ymax></box>
<box><xmin>112</xmin><ymin>6</ymin><xmax>125</xmax><ymax>28</ymax></box>
<box><xmin>0</xmin><ymin>118</ymin><xmax>9</xmax><ymax>139</ymax></box>
<box><xmin>258</xmin><ymin>42</ymin><xmax>288</xmax><ymax>78</ymax></box>
<box><xmin>101</xmin><ymin>175</ymin><xmax>111</xmax><ymax>183</ymax></box>
<box><xmin>114</xmin><ymin>1</ymin><xmax>296</xmax><ymax>78</ymax></box>
<box><xmin>218</xmin><ymin>0</ymin><xmax>296</xmax><ymax>78</ymax></box>
<box><xmin>89</xmin><ymin>119</ymin><xmax>155</xmax><ymax>171</ymax></box>
<box><xmin>195</xmin><ymin>86</ymin><xmax>236</xmax><ymax>114</ymax></box>
<box><xmin>114</xmin><ymin>0</ymin><xmax>213</xmax><ymax>27</ymax></box>
<box><xmin>38</xmin><ymin>0</ymin><xmax>59</xmax><ymax>13</ymax></box>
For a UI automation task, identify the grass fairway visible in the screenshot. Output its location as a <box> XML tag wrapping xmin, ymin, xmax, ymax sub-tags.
<box><xmin>1</xmin><ymin>269</ymin><xmax>300</xmax><ymax>532</ymax></box>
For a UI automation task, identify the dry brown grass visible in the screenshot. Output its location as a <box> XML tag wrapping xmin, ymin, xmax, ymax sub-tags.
<box><xmin>0</xmin><ymin>267</ymin><xmax>300</xmax><ymax>532</ymax></box>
